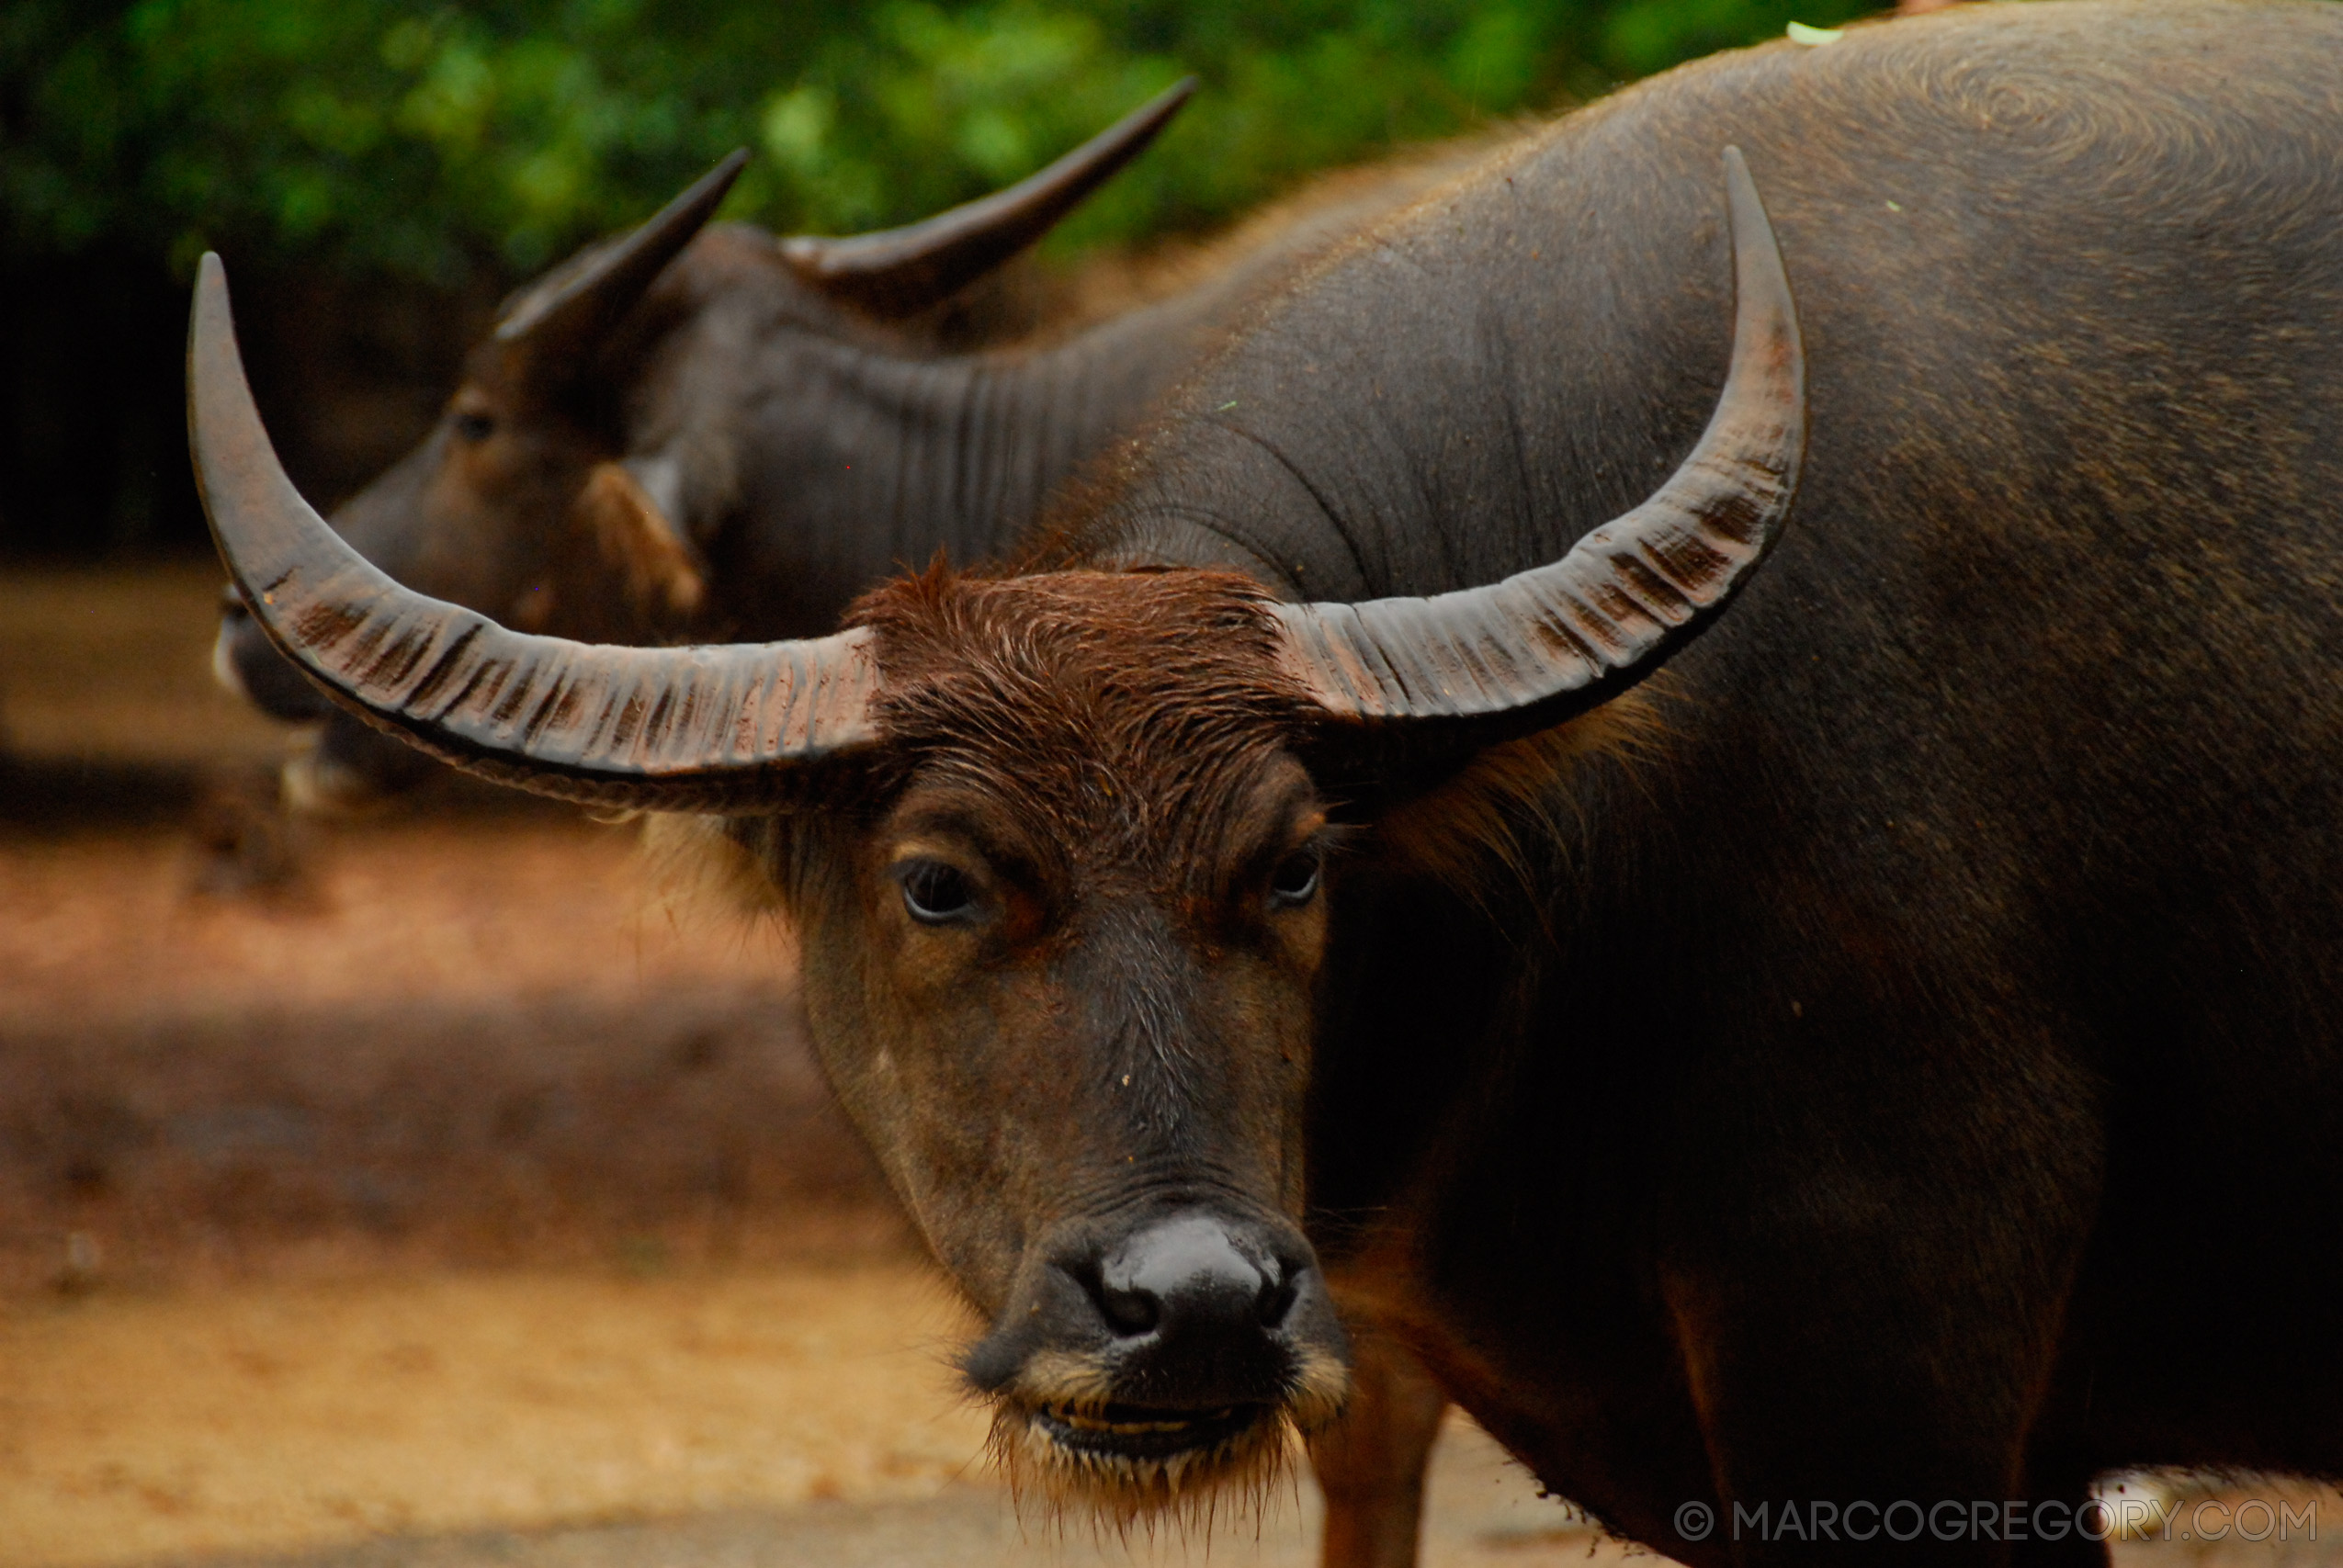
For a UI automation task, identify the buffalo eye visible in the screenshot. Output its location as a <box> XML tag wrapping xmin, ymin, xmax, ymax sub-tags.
<box><xmin>451</xmin><ymin>410</ymin><xmax>496</xmax><ymax>443</ymax></box>
<box><xmin>1269</xmin><ymin>847</ymin><xmax>1322</xmax><ymax>909</ymax></box>
<box><xmin>895</xmin><ymin>858</ymin><xmax>979</xmax><ymax>926</ymax></box>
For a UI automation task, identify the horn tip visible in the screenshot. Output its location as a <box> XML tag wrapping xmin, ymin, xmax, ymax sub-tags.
<box><xmin>1720</xmin><ymin>145</ymin><xmax>1758</xmax><ymax>208</ymax></box>
<box><xmin>1718</xmin><ymin>145</ymin><xmax>1785</xmax><ymax>288</ymax></box>
<box><xmin>188</xmin><ymin>254</ymin><xmax>236</xmax><ymax>385</ymax></box>
<box><xmin>193</xmin><ymin>253</ymin><xmax>232</xmax><ymax>329</ymax></box>
<box><xmin>1131</xmin><ymin>75</ymin><xmax>1198</xmax><ymax>136</ymax></box>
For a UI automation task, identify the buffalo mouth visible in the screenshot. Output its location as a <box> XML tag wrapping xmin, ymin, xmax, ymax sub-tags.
<box><xmin>1029</xmin><ymin>1399</ymin><xmax>1272</xmax><ymax>1462</ymax></box>
<box><xmin>988</xmin><ymin>1350</ymin><xmax>1349</xmax><ymax>1513</ymax></box>
<box><xmin>994</xmin><ymin>1389</ymin><xmax>1309</xmax><ymax>1514</ymax></box>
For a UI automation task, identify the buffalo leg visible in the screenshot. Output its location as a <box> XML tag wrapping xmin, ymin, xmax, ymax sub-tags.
<box><xmin>1668</xmin><ymin>1323</ymin><xmax>2090</xmax><ymax>1568</ymax></box>
<box><xmin>1309</xmin><ymin>1327</ymin><xmax>1449</xmax><ymax>1568</ymax></box>
<box><xmin>1658</xmin><ymin>1035</ymin><xmax>2100</xmax><ymax>1564</ymax></box>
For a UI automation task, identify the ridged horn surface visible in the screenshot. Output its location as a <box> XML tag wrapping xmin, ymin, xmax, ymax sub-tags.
<box><xmin>1273</xmin><ymin>146</ymin><xmax>1805</xmax><ymax>749</ymax></box>
<box><xmin>780</xmin><ymin>78</ymin><xmax>1194</xmax><ymax>316</ymax></box>
<box><xmin>494</xmin><ymin>149</ymin><xmax>749</xmax><ymax>384</ymax></box>
<box><xmin>189</xmin><ymin>254</ymin><xmax>877</xmax><ymax>813</ymax></box>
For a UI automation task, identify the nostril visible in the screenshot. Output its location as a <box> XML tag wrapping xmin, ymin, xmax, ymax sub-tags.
<box><xmin>1097</xmin><ymin>1278</ymin><xmax>1161</xmax><ymax>1337</ymax></box>
<box><xmin>1071</xmin><ymin>1256</ymin><xmax>1163</xmax><ymax>1337</ymax></box>
<box><xmin>1256</xmin><ymin>1268</ymin><xmax>1298</xmax><ymax>1329</ymax></box>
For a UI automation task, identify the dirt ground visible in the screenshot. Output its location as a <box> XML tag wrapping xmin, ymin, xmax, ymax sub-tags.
<box><xmin>0</xmin><ymin>1263</ymin><xmax>985</xmax><ymax>1564</ymax></box>
<box><xmin>0</xmin><ymin>812</ymin><xmax>901</xmax><ymax>1292</ymax></box>
<box><xmin>0</xmin><ymin>1262</ymin><xmax>1631</xmax><ymax>1568</ymax></box>
<box><xmin>2</xmin><ymin>565</ymin><xmax>2337</xmax><ymax>1568</ymax></box>
<box><xmin>0</xmin><ymin>563</ymin><xmax>285</xmax><ymax>773</ymax></box>
<box><xmin>0</xmin><ymin>564</ymin><xmax>893</xmax><ymax>1295</ymax></box>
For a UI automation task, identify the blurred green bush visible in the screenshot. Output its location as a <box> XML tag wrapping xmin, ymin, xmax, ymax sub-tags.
<box><xmin>1</xmin><ymin>0</ymin><xmax>1873</xmax><ymax>288</ymax></box>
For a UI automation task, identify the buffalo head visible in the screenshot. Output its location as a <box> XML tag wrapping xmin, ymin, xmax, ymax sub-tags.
<box><xmin>213</xmin><ymin>82</ymin><xmax>1194</xmax><ymax>811</ymax></box>
<box><xmin>190</xmin><ymin>151</ymin><xmax>1801</xmax><ymax>1509</ymax></box>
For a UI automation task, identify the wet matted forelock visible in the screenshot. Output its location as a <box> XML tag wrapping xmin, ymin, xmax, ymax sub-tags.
<box><xmin>849</xmin><ymin>565</ymin><xmax>1315</xmax><ymax>872</ymax></box>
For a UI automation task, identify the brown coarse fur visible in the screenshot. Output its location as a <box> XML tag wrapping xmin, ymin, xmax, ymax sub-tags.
<box><xmin>847</xmin><ymin>563</ymin><xmax>1316</xmax><ymax>881</ymax></box>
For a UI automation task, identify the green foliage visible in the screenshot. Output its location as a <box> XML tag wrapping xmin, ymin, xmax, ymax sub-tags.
<box><xmin>0</xmin><ymin>0</ymin><xmax>1874</xmax><ymax>288</ymax></box>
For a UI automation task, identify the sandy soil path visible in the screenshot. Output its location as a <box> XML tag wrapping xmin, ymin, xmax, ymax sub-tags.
<box><xmin>0</xmin><ymin>563</ymin><xmax>283</xmax><ymax>772</ymax></box>
<box><xmin>0</xmin><ymin>1262</ymin><xmax>1614</xmax><ymax>1568</ymax></box>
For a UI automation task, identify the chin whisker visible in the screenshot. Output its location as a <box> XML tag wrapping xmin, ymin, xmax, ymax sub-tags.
<box><xmin>988</xmin><ymin>1400</ymin><xmax>1304</xmax><ymax>1542</ymax></box>
<box><xmin>975</xmin><ymin>1344</ymin><xmax>1352</xmax><ymax>1542</ymax></box>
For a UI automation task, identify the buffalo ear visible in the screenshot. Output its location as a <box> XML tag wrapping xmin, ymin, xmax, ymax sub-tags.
<box><xmin>780</xmin><ymin>78</ymin><xmax>1193</xmax><ymax>318</ymax></box>
<box><xmin>572</xmin><ymin>461</ymin><xmax>706</xmax><ymax>626</ymax></box>
<box><xmin>495</xmin><ymin>150</ymin><xmax>750</xmax><ymax>390</ymax></box>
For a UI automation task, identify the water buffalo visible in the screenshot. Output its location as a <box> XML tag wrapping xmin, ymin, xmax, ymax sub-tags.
<box><xmin>193</xmin><ymin>2</ymin><xmax>2343</xmax><ymax>1562</ymax></box>
<box><xmin>211</xmin><ymin>83</ymin><xmax>1455</xmax><ymax>812</ymax></box>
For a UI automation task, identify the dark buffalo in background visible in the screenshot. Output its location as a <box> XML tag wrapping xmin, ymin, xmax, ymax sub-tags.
<box><xmin>213</xmin><ymin>83</ymin><xmax>1465</xmax><ymax>815</ymax></box>
<box><xmin>197</xmin><ymin>2</ymin><xmax>2343</xmax><ymax>1563</ymax></box>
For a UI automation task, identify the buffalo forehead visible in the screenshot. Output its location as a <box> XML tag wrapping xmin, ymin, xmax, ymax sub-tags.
<box><xmin>856</xmin><ymin>568</ymin><xmax>1311</xmax><ymax>879</ymax></box>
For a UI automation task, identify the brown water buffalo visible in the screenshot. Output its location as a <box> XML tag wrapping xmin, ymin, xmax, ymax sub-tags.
<box><xmin>211</xmin><ymin>82</ymin><xmax>1455</xmax><ymax>814</ymax></box>
<box><xmin>193</xmin><ymin>2</ymin><xmax>2343</xmax><ymax>1562</ymax></box>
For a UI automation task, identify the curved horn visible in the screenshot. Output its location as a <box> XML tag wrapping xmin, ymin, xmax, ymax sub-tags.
<box><xmin>190</xmin><ymin>254</ymin><xmax>876</xmax><ymax>813</ymax></box>
<box><xmin>780</xmin><ymin>78</ymin><xmax>1195</xmax><ymax>317</ymax></box>
<box><xmin>1273</xmin><ymin>146</ymin><xmax>1805</xmax><ymax>750</ymax></box>
<box><xmin>494</xmin><ymin>149</ymin><xmax>749</xmax><ymax>385</ymax></box>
